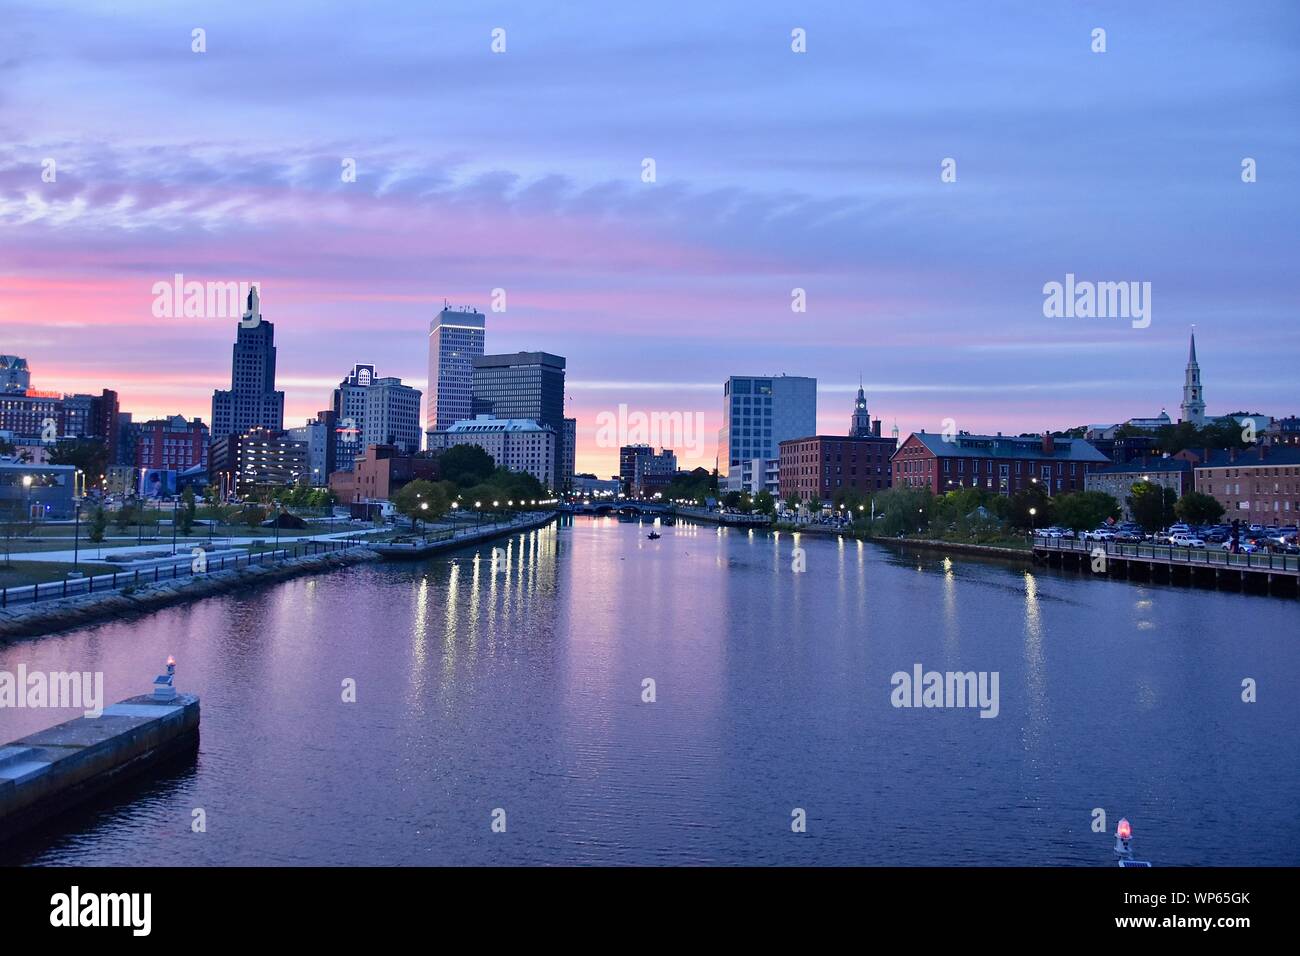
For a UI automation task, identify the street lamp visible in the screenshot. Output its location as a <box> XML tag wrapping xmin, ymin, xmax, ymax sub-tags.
<box><xmin>73</xmin><ymin>502</ymin><xmax>81</xmax><ymax>570</ymax></box>
<box><xmin>1029</xmin><ymin>506</ymin><xmax>1038</xmax><ymax>532</ymax></box>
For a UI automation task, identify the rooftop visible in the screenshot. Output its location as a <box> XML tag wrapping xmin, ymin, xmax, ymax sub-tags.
<box><xmin>906</xmin><ymin>432</ymin><xmax>1110</xmax><ymax>463</ymax></box>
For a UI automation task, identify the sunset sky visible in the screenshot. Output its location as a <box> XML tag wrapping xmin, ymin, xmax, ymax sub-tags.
<box><xmin>2</xmin><ymin>1</ymin><xmax>1297</xmax><ymax>475</ymax></box>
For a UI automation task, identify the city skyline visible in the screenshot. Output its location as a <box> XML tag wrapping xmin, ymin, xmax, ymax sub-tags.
<box><xmin>2</xmin><ymin>2</ymin><xmax>1297</xmax><ymax>475</ymax></box>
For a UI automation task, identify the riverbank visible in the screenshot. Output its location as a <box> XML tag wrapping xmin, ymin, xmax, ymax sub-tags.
<box><xmin>0</xmin><ymin>546</ymin><xmax>383</xmax><ymax>643</ymax></box>
<box><xmin>0</xmin><ymin>511</ymin><xmax>561</xmax><ymax>643</ymax></box>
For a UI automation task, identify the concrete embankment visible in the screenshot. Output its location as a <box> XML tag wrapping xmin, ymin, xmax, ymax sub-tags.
<box><xmin>372</xmin><ymin>511</ymin><xmax>558</xmax><ymax>559</ymax></box>
<box><xmin>0</xmin><ymin>547</ymin><xmax>382</xmax><ymax>643</ymax></box>
<box><xmin>0</xmin><ymin>693</ymin><xmax>200</xmax><ymax>843</ymax></box>
<box><xmin>872</xmin><ymin>537</ymin><xmax>1033</xmax><ymax>561</ymax></box>
<box><xmin>673</xmin><ymin>508</ymin><xmax>772</xmax><ymax>528</ymax></box>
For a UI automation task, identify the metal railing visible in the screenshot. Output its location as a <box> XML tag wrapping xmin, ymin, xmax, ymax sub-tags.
<box><xmin>1033</xmin><ymin>535</ymin><xmax>1300</xmax><ymax>573</ymax></box>
<box><xmin>1</xmin><ymin>535</ymin><xmax>369</xmax><ymax>609</ymax></box>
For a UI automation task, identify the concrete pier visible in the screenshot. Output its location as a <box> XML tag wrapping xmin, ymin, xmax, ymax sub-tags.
<box><xmin>0</xmin><ymin>693</ymin><xmax>199</xmax><ymax>842</ymax></box>
<box><xmin>372</xmin><ymin>511</ymin><xmax>557</xmax><ymax>559</ymax></box>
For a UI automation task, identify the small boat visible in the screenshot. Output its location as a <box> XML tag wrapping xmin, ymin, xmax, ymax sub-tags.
<box><xmin>647</xmin><ymin>532</ymin><xmax>661</xmax><ymax>540</ymax></box>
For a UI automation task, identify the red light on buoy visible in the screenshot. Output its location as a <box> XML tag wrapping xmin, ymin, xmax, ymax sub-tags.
<box><xmin>1117</xmin><ymin>818</ymin><xmax>1132</xmax><ymax>840</ymax></box>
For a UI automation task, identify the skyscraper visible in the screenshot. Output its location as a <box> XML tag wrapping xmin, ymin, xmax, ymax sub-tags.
<box><xmin>470</xmin><ymin>351</ymin><xmax>568</xmax><ymax>486</ymax></box>
<box><xmin>211</xmin><ymin>287</ymin><xmax>285</xmax><ymax>437</ymax></box>
<box><xmin>331</xmin><ymin>364</ymin><xmax>374</xmax><ymax>470</ymax></box>
<box><xmin>1180</xmin><ymin>327</ymin><xmax>1206</xmax><ymax>426</ymax></box>
<box><xmin>718</xmin><ymin>375</ymin><xmax>816</xmax><ymax>479</ymax></box>
<box><xmin>426</xmin><ymin>306</ymin><xmax>485</xmax><ymax>437</ymax></box>
<box><xmin>364</xmin><ymin>376</ymin><xmax>422</xmax><ymax>453</ymax></box>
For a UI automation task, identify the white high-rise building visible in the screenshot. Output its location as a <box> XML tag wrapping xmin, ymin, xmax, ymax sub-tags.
<box><xmin>426</xmin><ymin>306</ymin><xmax>486</xmax><ymax>438</ymax></box>
<box><xmin>364</xmin><ymin>376</ymin><xmax>422</xmax><ymax>453</ymax></box>
<box><xmin>427</xmin><ymin>415</ymin><xmax>556</xmax><ymax>489</ymax></box>
<box><xmin>718</xmin><ymin>375</ymin><xmax>816</xmax><ymax>480</ymax></box>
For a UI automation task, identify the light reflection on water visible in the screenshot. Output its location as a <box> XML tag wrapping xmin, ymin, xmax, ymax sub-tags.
<box><xmin>1</xmin><ymin>516</ymin><xmax>1297</xmax><ymax>866</ymax></box>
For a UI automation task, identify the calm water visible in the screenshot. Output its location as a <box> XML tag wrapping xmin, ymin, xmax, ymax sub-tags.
<box><xmin>2</xmin><ymin>516</ymin><xmax>1297</xmax><ymax>866</ymax></box>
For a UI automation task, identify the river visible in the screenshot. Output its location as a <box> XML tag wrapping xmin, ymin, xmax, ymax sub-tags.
<box><xmin>2</xmin><ymin>516</ymin><xmax>1296</xmax><ymax>865</ymax></box>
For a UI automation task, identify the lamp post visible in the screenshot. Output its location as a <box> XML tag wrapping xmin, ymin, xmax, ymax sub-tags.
<box><xmin>171</xmin><ymin>498</ymin><xmax>179</xmax><ymax>555</ymax></box>
<box><xmin>73</xmin><ymin>502</ymin><xmax>81</xmax><ymax>570</ymax></box>
<box><xmin>21</xmin><ymin>474</ymin><xmax>32</xmax><ymax>524</ymax></box>
<box><xmin>1029</xmin><ymin>506</ymin><xmax>1037</xmax><ymax>532</ymax></box>
<box><xmin>419</xmin><ymin>500</ymin><xmax>428</xmax><ymax>536</ymax></box>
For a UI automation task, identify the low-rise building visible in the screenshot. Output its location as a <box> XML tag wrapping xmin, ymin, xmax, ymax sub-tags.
<box><xmin>1192</xmin><ymin>446</ymin><xmax>1300</xmax><ymax>526</ymax></box>
<box><xmin>1085</xmin><ymin>456</ymin><xmax>1192</xmax><ymax>518</ymax></box>
<box><xmin>427</xmin><ymin>416</ymin><xmax>555</xmax><ymax>489</ymax></box>
<box><xmin>136</xmin><ymin>415</ymin><xmax>208</xmax><ymax>472</ymax></box>
<box><xmin>780</xmin><ymin>435</ymin><xmax>896</xmax><ymax>502</ymax></box>
<box><xmin>892</xmin><ymin>431</ymin><xmax>1109</xmax><ymax>496</ymax></box>
<box><xmin>0</xmin><ymin>461</ymin><xmax>80</xmax><ymax>520</ymax></box>
<box><xmin>329</xmin><ymin>444</ymin><xmax>441</xmax><ymax>505</ymax></box>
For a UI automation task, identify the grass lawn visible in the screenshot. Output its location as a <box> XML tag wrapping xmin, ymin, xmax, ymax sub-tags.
<box><xmin>0</xmin><ymin>560</ymin><xmax>117</xmax><ymax>589</ymax></box>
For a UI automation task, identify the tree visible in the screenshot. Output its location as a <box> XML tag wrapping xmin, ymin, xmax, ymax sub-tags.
<box><xmin>1007</xmin><ymin>484</ymin><xmax>1052</xmax><ymax>530</ymax></box>
<box><xmin>439</xmin><ymin>444</ymin><xmax>496</xmax><ymax>488</ymax></box>
<box><xmin>753</xmin><ymin>490</ymin><xmax>775</xmax><ymax>516</ymax></box>
<box><xmin>722</xmin><ymin>490</ymin><xmax>744</xmax><ymax>510</ymax></box>
<box><xmin>113</xmin><ymin>500</ymin><xmax>135</xmax><ymax>533</ymax></box>
<box><xmin>1126</xmin><ymin>481</ymin><xmax>1176</xmax><ymax>534</ymax></box>
<box><xmin>1052</xmin><ymin>491</ymin><xmax>1120</xmax><ymax>531</ymax></box>
<box><xmin>88</xmin><ymin>505</ymin><xmax>108</xmax><ymax>544</ymax></box>
<box><xmin>1175</xmin><ymin>490</ymin><xmax>1225</xmax><ymax>525</ymax></box>
<box><xmin>179</xmin><ymin>487</ymin><xmax>196</xmax><ymax>536</ymax></box>
<box><xmin>46</xmin><ymin>438</ymin><xmax>108</xmax><ymax>487</ymax></box>
<box><xmin>394</xmin><ymin>479</ymin><xmax>450</xmax><ymax>532</ymax></box>
<box><xmin>783</xmin><ymin>493</ymin><xmax>801</xmax><ymax>514</ymax></box>
<box><xmin>241</xmin><ymin>505</ymin><xmax>268</xmax><ymax>530</ymax></box>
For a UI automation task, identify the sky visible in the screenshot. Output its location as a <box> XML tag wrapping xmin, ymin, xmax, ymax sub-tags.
<box><xmin>1</xmin><ymin>0</ymin><xmax>1297</xmax><ymax>476</ymax></box>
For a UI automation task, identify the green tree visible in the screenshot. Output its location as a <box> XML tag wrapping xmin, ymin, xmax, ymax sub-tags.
<box><xmin>783</xmin><ymin>493</ymin><xmax>801</xmax><ymax>514</ymax></box>
<box><xmin>113</xmin><ymin>500</ymin><xmax>135</xmax><ymax>532</ymax></box>
<box><xmin>1126</xmin><ymin>481</ymin><xmax>1176</xmax><ymax>534</ymax></box>
<box><xmin>241</xmin><ymin>505</ymin><xmax>268</xmax><ymax>530</ymax></box>
<box><xmin>88</xmin><ymin>505</ymin><xmax>108</xmax><ymax>544</ymax></box>
<box><xmin>179</xmin><ymin>487</ymin><xmax>196</xmax><ymax>536</ymax></box>
<box><xmin>1052</xmin><ymin>491</ymin><xmax>1120</xmax><ymax>532</ymax></box>
<box><xmin>753</xmin><ymin>490</ymin><xmax>775</xmax><ymax>516</ymax></box>
<box><xmin>722</xmin><ymin>490</ymin><xmax>744</xmax><ymax>510</ymax></box>
<box><xmin>439</xmin><ymin>444</ymin><xmax>496</xmax><ymax>488</ymax></box>
<box><xmin>46</xmin><ymin>438</ymin><xmax>108</xmax><ymax>488</ymax></box>
<box><xmin>394</xmin><ymin>479</ymin><xmax>450</xmax><ymax>532</ymax></box>
<box><xmin>1007</xmin><ymin>484</ymin><xmax>1052</xmax><ymax>531</ymax></box>
<box><xmin>1175</xmin><ymin>490</ymin><xmax>1225</xmax><ymax>525</ymax></box>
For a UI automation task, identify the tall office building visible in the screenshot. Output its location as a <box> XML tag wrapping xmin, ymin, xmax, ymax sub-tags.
<box><xmin>211</xmin><ymin>288</ymin><xmax>285</xmax><ymax>437</ymax></box>
<box><xmin>0</xmin><ymin>355</ymin><xmax>31</xmax><ymax>393</ymax></box>
<box><xmin>561</xmin><ymin>417</ymin><xmax>576</xmax><ymax>491</ymax></box>
<box><xmin>332</xmin><ymin>364</ymin><xmax>374</xmax><ymax>470</ymax></box>
<box><xmin>718</xmin><ymin>375</ymin><xmax>816</xmax><ymax>480</ymax></box>
<box><xmin>426</xmin><ymin>306</ymin><xmax>486</xmax><ymax>436</ymax></box>
<box><xmin>364</xmin><ymin>376</ymin><xmax>422</xmax><ymax>453</ymax></box>
<box><xmin>470</xmin><ymin>351</ymin><xmax>568</xmax><ymax>487</ymax></box>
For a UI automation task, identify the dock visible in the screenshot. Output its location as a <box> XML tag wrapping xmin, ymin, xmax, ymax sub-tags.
<box><xmin>0</xmin><ymin>685</ymin><xmax>199</xmax><ymax>843</ymax></box>
<box><xmin>1033</xmin><ymin>535</ymin><xmax>1300</xmax><ymax>597</ymax></box>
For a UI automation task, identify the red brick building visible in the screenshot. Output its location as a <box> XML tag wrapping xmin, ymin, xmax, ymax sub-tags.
<box><xmin>329</xmin><ymin>444</ymin><xmax>441</xmax><ymax>504</ymax></box>
<box><xmin>136</xmin><ymin>415</ymin><xmax>208</xmax><ymax>472</ymax></box>
<box><xmin>778</xmin><ymin>434</ymin><xmax>896</xmax><ymax>502</ymax></box>
<box><xmin>1193</xmin><ymin>445</ymin><xmax>1300</xmax><ymax>526</ymax></box>
<box><xmin>891</xmin><ymin>431</ymin><xmax>1110</xmax><ymax>495</ymax></box>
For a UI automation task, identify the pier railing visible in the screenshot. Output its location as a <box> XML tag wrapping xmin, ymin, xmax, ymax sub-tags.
<box><xmin>1</xmin><ymin>535</ymin><xmax>371</xmax><ymax>609</ymax></box>
<box><xmin>1033</xmin><ymin>535</ymin><xmax>1300</xmax><ymax>573</ymax></box>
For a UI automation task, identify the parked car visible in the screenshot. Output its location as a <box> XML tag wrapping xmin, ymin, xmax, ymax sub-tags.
<box><xmin>1113</xmin><ymin>530</ymin><xmax>1144</xmax><ymax>543</ymax></box>
<box><xmin>1222</xmin><ymin>540</ymin><xmax>1261</xmax><ymax>554</ymax></box>
<box><xmin>1169</xmin><ymin>533</ymin><xmax>1206</xmax><ymax>548</ymax></box>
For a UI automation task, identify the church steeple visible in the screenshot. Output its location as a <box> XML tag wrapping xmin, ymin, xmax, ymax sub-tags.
<box><xmin>1180</xmin><ymin>326</ymin><xmax>1205</xmax><ymax>426</ymax></box>
<box><xmin>850</xmin><ymin>377</ymin><xmax>872</xmax><ymax>437</ymax></box>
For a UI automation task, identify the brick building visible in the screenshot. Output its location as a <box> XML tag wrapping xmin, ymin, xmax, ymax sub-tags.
<box><xmin>1192</xmin><ymin>445</ymin><xmax>1300</xmax><ymax>526</ymax></box>
<box><xmin>329</xmin><ymin>444</ymin><xmax>441</xmax><ymax>505</ymax></box>
<box><xmin>1085</xmin><ymin>456</ymin><xmax>1192</xmax><ymax>518</ymax></box>
<box><xmin>892</xmin><ymin>432</ymin><xmax>1109</xmax><ymax>496</ymax></box>
<box><xmin>779</xmin><ymin>434</ymin><xmax>896</xmax><ymax>502</ymax></box>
